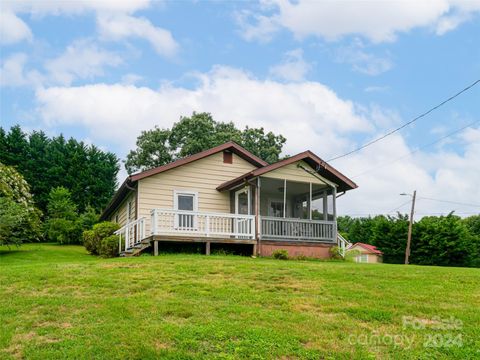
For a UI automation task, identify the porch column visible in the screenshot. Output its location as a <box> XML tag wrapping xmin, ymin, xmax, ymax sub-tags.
<box><xmin>332</xmin><ymin>186</ymin><xmax>337</xmax><ymax>221</ymax></box>
<box><xmin>283</xmin><ymin>179</ymin><xmax>287</xmax><ymax>218</ymax></box>
<box><xmin>323</xmin><ymin>191</ymin><xmax>328</xmax><ymax>221</ymax></box>
<box><xmin>309</xmin><ymin>182</ymin><xmax>312</xmax><ymax>220</ymax></box>
<box><xmin>255</xmin><ymin>177</ymin><xmax>261</xmax><ymax>256</ymax></box>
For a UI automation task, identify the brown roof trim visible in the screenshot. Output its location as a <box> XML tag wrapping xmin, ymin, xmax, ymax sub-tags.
<box><xmin>99</xmin><ymin>177</ymin><xmax>135</xmax><ymax>221</ymax></box>
<box><xmin>100</xmin><ymin>142</ymin><xmax>267</xmax><ymax>220</ymax></box>
<box><xmin>216</xmin><ymin>151</ymin><xmax>358</xmax><ymax>192</ymax></box>
<box><xmin>130</xmin><ymin>141</ymin><xmax>267</xmax><ymax>182</ymax></box>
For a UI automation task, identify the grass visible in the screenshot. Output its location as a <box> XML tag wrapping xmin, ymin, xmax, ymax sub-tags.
<box><xmin>1</xmin><ymin>244</ymin><xmax>479</xmax><ymax>359</ymax></box>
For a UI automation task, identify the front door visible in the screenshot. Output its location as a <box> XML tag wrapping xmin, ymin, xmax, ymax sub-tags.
<box><xmin>235</xmin><ymin>188</ymin><xmax>250</xmax><ymax>237</ymax></box>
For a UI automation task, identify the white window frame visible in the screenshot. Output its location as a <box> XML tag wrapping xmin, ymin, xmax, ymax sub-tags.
<box><xmin>126</xmin><ymin>201</ymin><xmax>131</xmax><ymax>223</ymax></box>
<box><xmin>173</xmin><ymin>190</ymin><xmax>198</xmax><ymax>229</ymax></box>
<box><xmin>356</xmin><ymin>254</ymin><xmax>369</xmax><ymax>263</ymax></box>
<box><xmin>234</xmin><ymin>187</ymin><xmax>251</xmax><ymax>215</ymax></box>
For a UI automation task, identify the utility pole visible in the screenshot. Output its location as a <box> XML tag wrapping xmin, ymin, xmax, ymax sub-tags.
<box><xmin>405</xmin><ymin>190</ymin><xmax>416</xmax><ymax>265</ymax></box>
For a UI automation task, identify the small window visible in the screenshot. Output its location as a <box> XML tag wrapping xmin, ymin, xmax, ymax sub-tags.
<box><xmin>357</xmin><ymin>254</ymin><xmax>369</xmax><ymax>263</ymax></box>
<box><xmin>223</xmin><ymin>151</ymin><xmax>233</xmax><ymax>164</ymax></box>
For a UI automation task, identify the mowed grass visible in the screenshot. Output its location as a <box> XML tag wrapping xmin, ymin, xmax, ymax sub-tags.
<box><xmin>1</xmin><ymin>244</ymin><xmax>479</xmax><ymax>359</ymax></box>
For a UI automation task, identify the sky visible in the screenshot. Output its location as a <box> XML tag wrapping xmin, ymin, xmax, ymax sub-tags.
<box><xmin>1</xmin><ymin>0</ymin><xmax>480</xmax><ymax>219</ymax></box>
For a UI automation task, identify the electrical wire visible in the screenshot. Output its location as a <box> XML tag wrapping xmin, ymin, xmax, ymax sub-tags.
<box><xmin>327</xmin><ymin>79</ymin><xmax>480</xmax><ymax>162</ymax></box>
<box><xmin>417</xmin><ymin>196</ymin><xmax>480</xmax><ymax>208</ymax></box>
<box><xmin>350</xmin><ymin>119</ymin><xmax>480</xmax><ymax>178</ymax></box>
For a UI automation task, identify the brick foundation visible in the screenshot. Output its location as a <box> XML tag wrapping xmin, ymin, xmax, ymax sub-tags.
<box><xmin>260</xmin><ymin>242</ymin><xmax>333</xmax><ymax>259</ymax></box>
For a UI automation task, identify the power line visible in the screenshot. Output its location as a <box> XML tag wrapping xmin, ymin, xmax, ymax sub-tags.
<box><xmin>418</xmin><ymin>196</ymin><xmax>480</xmax><ymax>208</ymax></box>
<box><xmin>327</xmin><ymin>79</ymin><xmax>480</xmax><ymax>162</ymax></box>
<box><xmin>350</xmin><ymin>119</ymin><xmax>480</xmax><ymax>178</ymax></box>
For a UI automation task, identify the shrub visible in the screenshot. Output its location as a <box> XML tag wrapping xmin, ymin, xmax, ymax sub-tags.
<box><xmin>329</xmin><ymin>246</ymin><xmax>344</xmax><ymax>260</ymax></box>
<box><xmin>272</xmin><ymin>249</ymin><xmax>288</xmax><ymax>260</ymax></box>
<box><xmin>99</xmin><ymin>235</ymin><xmax>121</xmax><ymax>258</ymax></box>
<box><xmin>83</xmin><ymin>230</ymin><xmax>96</xmax><ymax>254</ymax></box>
<box><xmin>296</xmin><ymin>254</ymin><xmax>308</xmax><ymax>261</ymax></box>
<box><xmin>83</xmin><ymin>221</ymin><xmax>120</xmax><ymax>256</ymax></box>
<box><xmin>345</xmin><ymin>249</ymin><xmax>362</xmax><ymax>262</ymax></box>
<box><xmin>44</xmin><ymin>218</ymin><xmax>82</xmax><ymax>245</ymax></box>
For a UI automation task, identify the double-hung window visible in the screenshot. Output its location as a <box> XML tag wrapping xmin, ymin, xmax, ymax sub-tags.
<box><xmin>174</xmin><ymin>190</ymin><xmax>198</xmax><ymax>229</ymax></box>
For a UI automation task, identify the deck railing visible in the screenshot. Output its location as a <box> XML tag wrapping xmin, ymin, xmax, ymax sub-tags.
<box><xmin>150</xmin><ymin>209</ymin><xmax>255</xmax><ymax>239</ymax></box>
<box><xmin>337</xmin><ymin>233</ymin><xmax>351</xmax><ymax>257</ymax></box>
<box><xmin>260</xmin><ymin>216</ymin><xmax>336</xmax><ymax>242</ymax></box>
<box><xmin>114</xmin><ymin>217</ymin><xmax>146</xmax><ymax>252</ymax></box>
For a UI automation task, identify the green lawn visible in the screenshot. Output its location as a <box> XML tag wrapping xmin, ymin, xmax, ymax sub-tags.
<box><xmin>1</xmin><ymin>244</ymin><xmax>479</xmax><ymax>359</ymax></box>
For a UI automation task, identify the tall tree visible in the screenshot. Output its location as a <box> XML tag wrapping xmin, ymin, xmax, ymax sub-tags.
<box><xmin>125</xmin><ymin>112</ymin><xmax>286</xmax><ymax>174</ymax></box>
<box><xmin>0</xmin><ymin>126</ymin><xmax>120</xmax><ymax>214</ymax></box>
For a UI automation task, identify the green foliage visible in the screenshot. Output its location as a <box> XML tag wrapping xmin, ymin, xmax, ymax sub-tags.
<box><xmin>83</xmin><ymin>222</ymin><xmax>120</xmax><ymax>256</ymax></box>
<box><xmin>83</xmin><ymin>230</ymin><xmax>96</xmax><ymax>255</ymax></box>
<box><xmin>0</xmin><ymin>163</ymin><xmax>41</xmax><ymax>245</ymax></box>
<box><xmin>0</xmin><ymin>125</ymin><xmax>119</xmax><ymax>213</ymax></box>
<box><xmin>124</xmin><ymin>112</ymin><xmax>286</xmax><ymax>174</ymax></box>
<box><xmin>329</xmin><ymin>246</ymin><xmax>343</xmax><ymax>260</ymax></box>
<box><xmin>272</xmin><ymin>249</ymin><xmax>289</xmax><ymax>260</ymax></box>
<box><xmin>412</xmin><ymin>215</ymin><xmax>470</xmax><ymax>267</ymax></box>
<box><xmin>338</xmin><ymin>213</ymin><xmax>479</xmax><ymax>267</ymax></box>
<box><xmin>44</xmin><ymin>218</ymin><xmax>82</xmax><ymax>245</ymax></box>
<box><xmin>344</xmin><ymin>249</ymin><xmax>362</xmax><ymax>262</ymax></box>
<box><xmin>98</xmin><ymin>235</ymin><xmax>121</xmax><ymax>258</ymax></box>
<box><xmin>47</xmin><ymin>187</ymin><xmax>77</xmax><ymax>220</ymax></box>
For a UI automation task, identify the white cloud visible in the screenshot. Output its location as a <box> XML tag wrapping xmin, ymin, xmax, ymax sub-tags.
<box><xmin>269</xmin><ymin>48</ymin><xmax>312</xmax><ymax>81</ymax></box>
<box><xmin>44</xmin><ymin>39</ymin><xmax>123</xmax><ymax>86</ymax></box>
<box><xmin>1</xmin><ymin>1</ymin><xmax>178</xmax><ymax>58</ymax></box>
<box><xmin>0</xmin><ymin>10</ymin><xmax>32</xmax><ymax>45</ymax></box>
<box><xmin>240</xmin><ymin>0</ymin><xmax>480</xmax><ymax>43</ymax></box>
<box><xmin>33</xmin><ymin>66</ymin><xmax>480</xmax><ymax>217</ymax></box>
<box><xmin>0</xmin><ymin>52</ymin><xmax>42</xmax><ymax>87</ymax></box>
<box><xmin>335</xmin><ymin>40</ymin><xmax>393</xmax><ymax>75</ymax></box>
<box><xmin>97</xmin><ymin>14</ymin><xmax>178</xmax><ymax>58</ymax></box>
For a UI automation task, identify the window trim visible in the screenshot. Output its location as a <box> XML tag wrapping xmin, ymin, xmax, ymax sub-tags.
<box><xmin>357</xmin><ymin>254</ymin><xmax>369</xmax><ymax>263</ymax></box>
<box><xmin>173</xmin><ymin>190</ymin><xmax>199</xmax><ymax>212</ymax></box>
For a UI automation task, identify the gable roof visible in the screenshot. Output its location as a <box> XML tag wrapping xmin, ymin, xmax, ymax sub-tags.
<box><xmin>100</xmin><ymin>142</ymin><xmax>267</xmax><ymax>220</ymax></box>
<box><xmin>350</xmin><ymin>242</ymin><xmax>383</xmax><ymax>255</ymax></box>
<box><xmin>216</xmin><ymin>151</ymin><xmax>358</xmax><ymax>192</ymax></box>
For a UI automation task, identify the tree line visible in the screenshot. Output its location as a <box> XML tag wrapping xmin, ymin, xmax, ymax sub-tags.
<box><xmin>338</xmin><ymin>214</ymin><xmax>480</xmax><ymax>268</ymax></box>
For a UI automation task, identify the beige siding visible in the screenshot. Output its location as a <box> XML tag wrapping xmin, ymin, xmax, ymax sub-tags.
<box><xmin>137</xmin><ymin>152</ymin><xmax>257</xmax><ymax>229</ymax></box>
<box><xmin>349</xmin><ymin>245</ymin><xmax>383</xmax><ymax>263</ymax></box>
<box><xmin>263</xmin><ymin>161</ymin><xmax>336</xmax><ymax>186</ymax></box>
<box><xmin>108</xmin><ymin>191</ymin><xmax>136</xmax><ymax>227</ymax></box>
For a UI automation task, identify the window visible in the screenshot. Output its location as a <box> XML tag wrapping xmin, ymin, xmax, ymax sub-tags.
<box><xmin>174</xmin><ymin>190</ymin><xmax>198</xmax><ymax>229</ymax></box>
<box><xmin>114</xmin><ymin>214</ymin><xmax>119</xmax><ymax>223</ymax></box>
<box><xmin>356</xmin><ymin>254</ymin><xmax>369</xmax><ymax>263</ymax></box>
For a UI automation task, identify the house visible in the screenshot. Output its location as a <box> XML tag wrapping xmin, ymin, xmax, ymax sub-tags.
<box><xmin>348</xmin><ymin>243</ymin><xmax>383</xmax><ymax>263</ymax></box>
<box><xmin>100</xmin><ymin>141</ymin><xmax>357</xmax><ymax>258</ymax></box>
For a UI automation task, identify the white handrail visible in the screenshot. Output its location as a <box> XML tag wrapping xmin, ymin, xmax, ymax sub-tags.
<box><xmin>260</xmin><ymin>216</ymin><xmax>337</xmax><ymax>242</ymax></box>
<box><xmin>115</xmin><ymin>217</ymin><xmax>146</xmax><ymax>253</ymax></box>
<box><xmin>337</xmin><ymin>233</ymin><xmax>351</xmax><ymax>258</ymax></box>
<box><xmin>151</xmin><ymin>209</ymin><xmax>255</xmax><ymax>239</ymax></box>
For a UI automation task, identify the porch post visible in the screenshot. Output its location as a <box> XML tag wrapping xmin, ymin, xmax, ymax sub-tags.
<box><xmin>255</xmin><ymin>177</ymin><xmax>261</xmax><ymax>256</ymax></box>
<box><xmin>309</xmin><ymin>182</ymin><xmax>312</xmax><ymax>220</ymax></box>
<box><xmin>332</xmin><ymin>186</ymin><xmax>337</xmax><ymax>221</ymax></box>
<box><xmin>283</xmin><ymin>179</ymin><xmax>287</xmax><ymax>218</ymax></box>
<box><xmin>323</xmin><ymin>191</ymin><xmax>328</xmax><ymax>221</ymax></box>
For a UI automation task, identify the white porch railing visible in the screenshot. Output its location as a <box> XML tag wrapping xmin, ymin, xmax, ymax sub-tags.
<box><xmin>150</xmin><ymin>209</ymin><xmax>255</xmax><ymax>239</ymax></box>
<box><xmin>337</xmin><ymin>233</ymin><xmax>351</xmax><ymax>258</ymax></box>
<box><xmin>260</xmin><ymin>216</ymin><xmax>336</xmax><ymax>242</ymax></box>
<box><xmin>114</xmin><ymin>217</ymin><xmax>146</xmax><ymax>252</ymax></box>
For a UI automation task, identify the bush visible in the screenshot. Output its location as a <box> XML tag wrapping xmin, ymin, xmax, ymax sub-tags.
<box><xmin>272</xmin><ymin>249</ymin><xmax>288</xmax><ymax>260</ymax></box>
<box><xmin>329</xmin><ymin>246</ymin><xmax>344</xmax><ymax>260</ymax></box>
<box><xmin>44</xmin><ymin>218</ymin><xmax>82</xmax><ymax>245</ymax></box>
<box><xmin>83</xmin><ymin>229</ymin><xmax>96</xmax><ymax>254</ymax></box>
<box><xmin>345</xmin><ymin>249</ymin><xmax>362</xmax><ymax>262</ymax></box>
<box><xmin>83</xmin><ymin>221</ymin><xmax>120</xmax><ymax>256</ymax></box>
<box><xmin>99</xmin><ymin>235</ymin><xmax>121</xmax><ymax>258</ymax></box>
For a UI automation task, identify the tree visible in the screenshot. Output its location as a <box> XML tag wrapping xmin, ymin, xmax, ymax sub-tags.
<box><xmin>124</xmin><ymin>112</ymin><xmax>286</xmax><ymax>174</ymax></box>
<box><xmin>0</xmin><ymin>126</ymin><xmax>119</xmax><ymax>213</ymax></box>
<box><xmin>0</xmin><ymin>163</ymin><xmax>41</xmax><ymax>246</ymax></box>
<box><xmin>44</xmin><ymin>187</ymin><xmax>81</xmax><ymax>244</ymax></box>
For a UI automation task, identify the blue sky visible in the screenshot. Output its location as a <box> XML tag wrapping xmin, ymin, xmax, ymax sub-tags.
<box><xmin>1</xmin><ymin>0</ymin><xmax>479</xmax><ymax>217</ymax></box>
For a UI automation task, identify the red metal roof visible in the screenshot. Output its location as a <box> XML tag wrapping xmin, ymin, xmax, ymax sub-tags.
<box><xmin>352</xmin><ymin>242</ymin><xmax>383</xmax><ymax>255</ymax></box>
